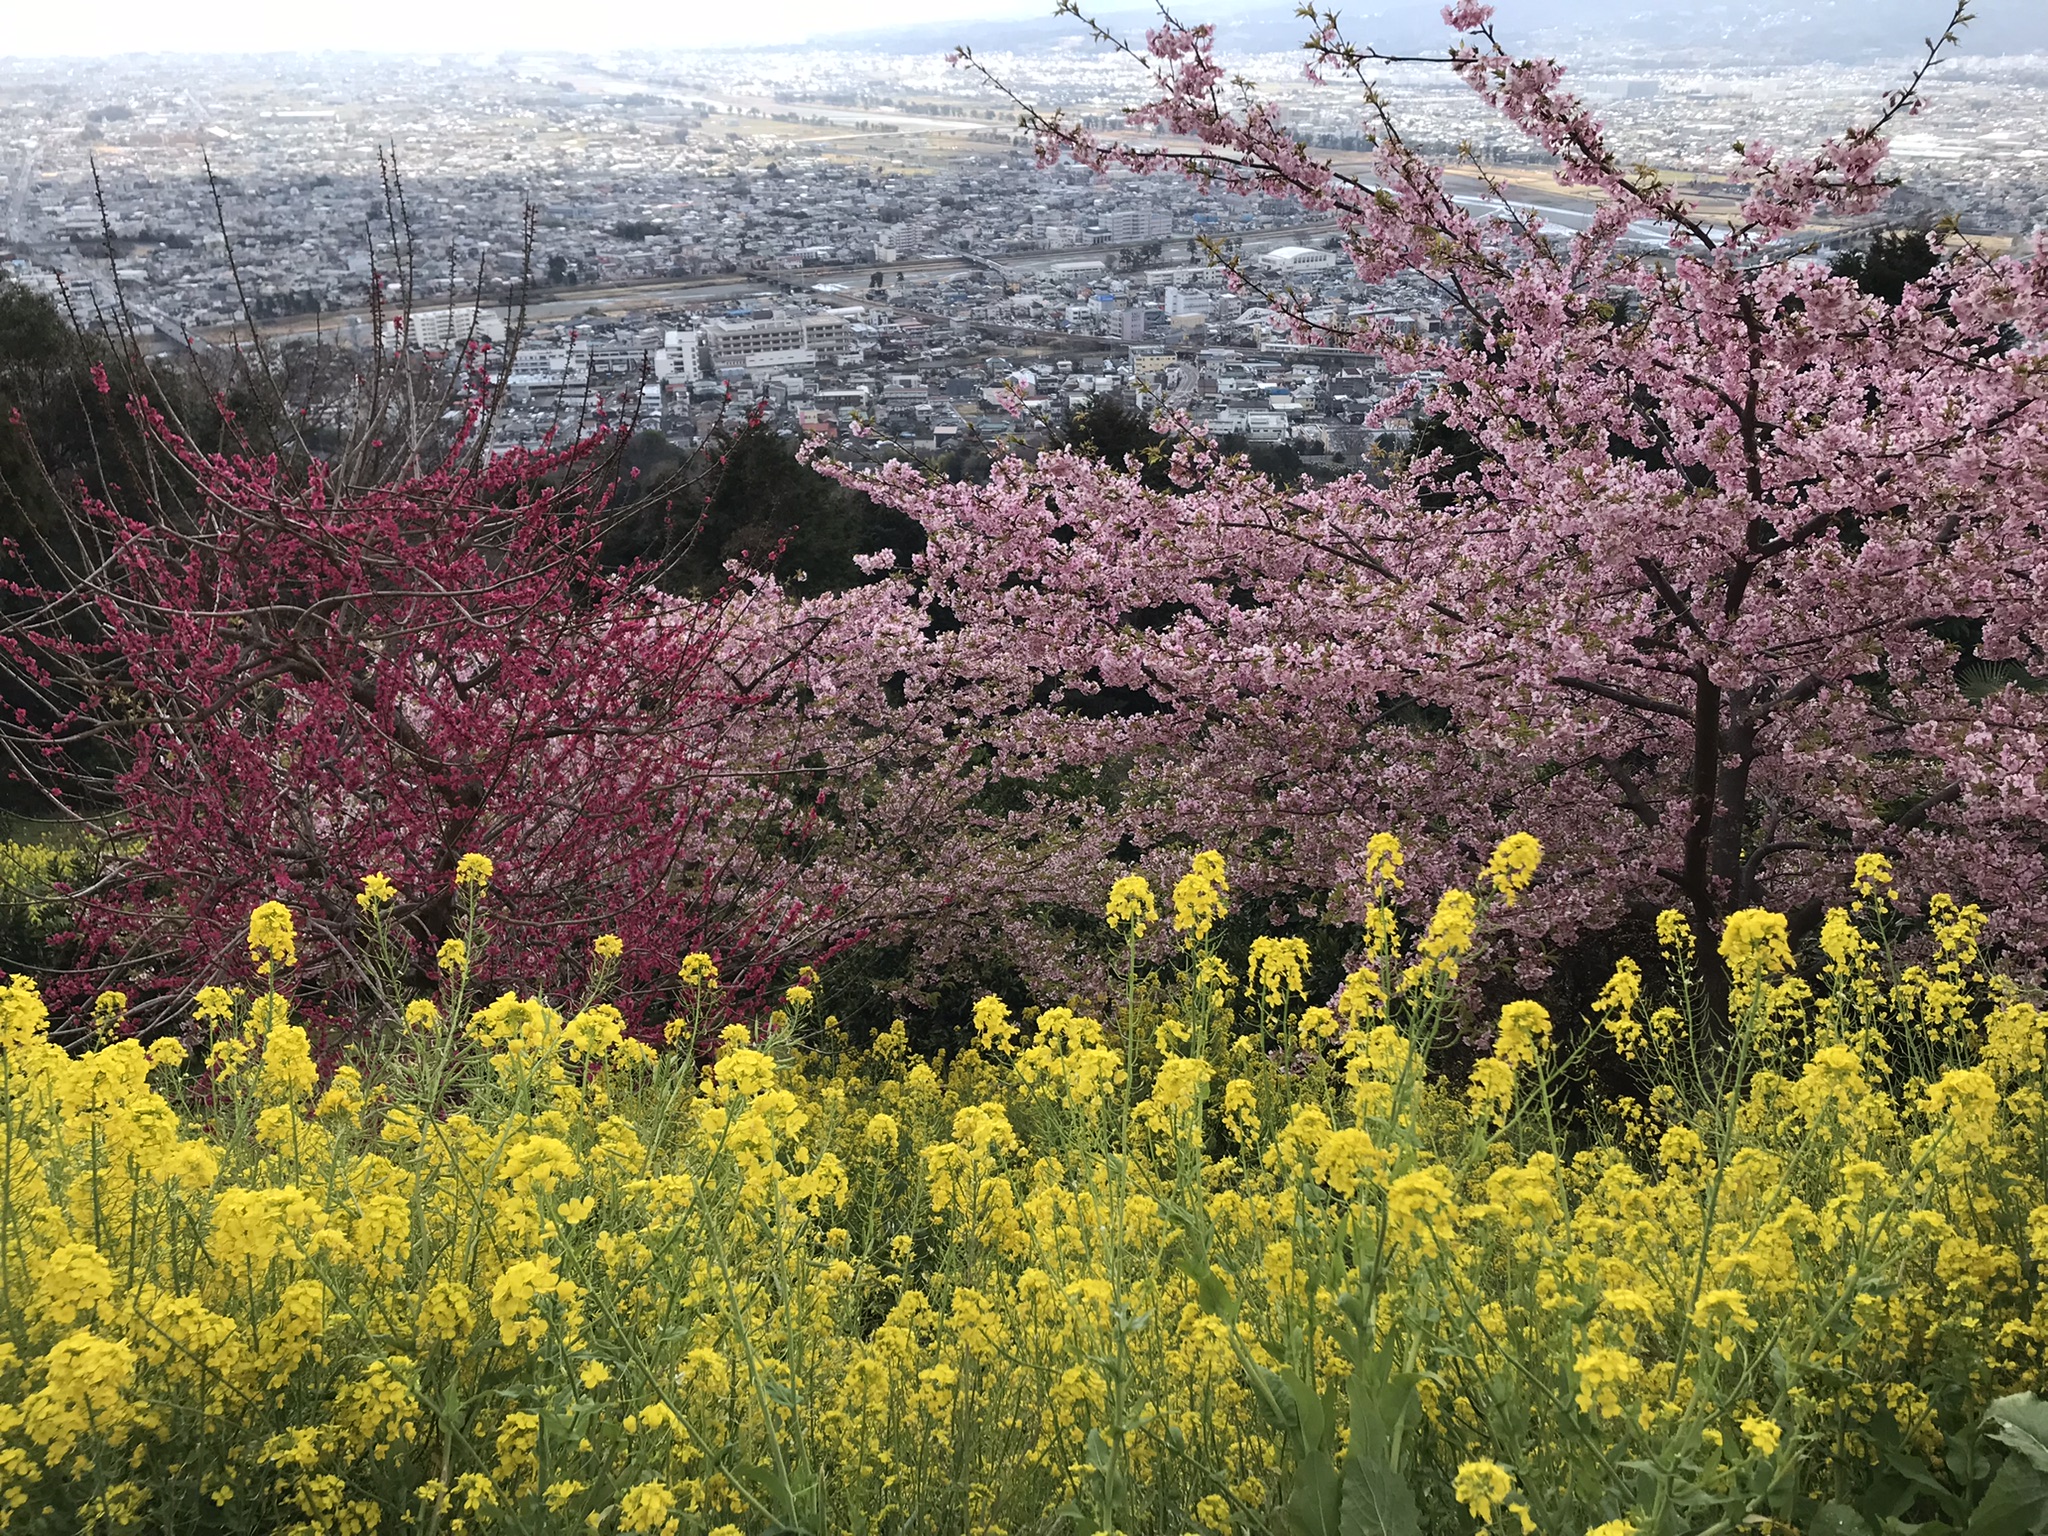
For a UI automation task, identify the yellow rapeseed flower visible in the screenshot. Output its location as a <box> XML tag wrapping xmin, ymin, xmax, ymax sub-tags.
<box><xmin>1467</xmin><ymin>1056</ymin><xmax>1514</xmax><ymax>1124</ymax></box>
<box><xmin>1221</xmin><ymin>1077</ymin><xmax>1261</xmax><ymax>1143</ymax></box>
<box><xmin>972</xmin><ymin>995</ymin><xmax>1017</xmax><ymax>1055</ymax></box>
<box><xmin>1573</xmin><ymin>1347</ymin><xmax>1640</xmax><ymax>1419</ymax></box>
<box><xmin>1594</xmin><ymin>956</ymin><xmax>1644</xmax><ymax>1059</ymax></box>
<box><xmin>1335</xmin><ymin>964</ymin><xmax>1386</xmax><ymax>1026</ymax></box>
<box><xmin>1492</xmin><ymin>1000</ymin><xmax>1551</xmax><ymax>1067</ymax></box>
<box><xmin>260</xmin><ymin>1023</ymin><xmax>318</xmax><ymax>1104</ymax></box>
<box><xmin>1172</xmin><ymin>850</ymin><xmax>1230</xmax><ymax>940</ymax></box>
<box><xmin>191</xmin><ymin>985</ymin><xmax>236</xmax><ymax>1027</ymax></box>
<box><xmin>1655</xmin><ymin>907</ymin><xmax>1694</xmax><ymax>957</ymax></box>
<box><xmin>1105</xmin><ymin>873</ymin><xmax>1159</xmax><ymax>938</ymax></box>
<box><xmin>33</xmin><ymin>1243</ymin><xmax>113</xmax><ymax>1328</ymax></box>
<box><xmin>1852</xmin><ymin>850</ymin><xmax>1894</xmax><ymax>906</ymax></box>
<box><xmin>1362</xmin><ymin>831</ymin><xmax>1405</xmax><ymax>891</ymax></box>
<box><xmin>1719</xmin><ymin>908</ymin><xmax>1792</xmax><ymax>982</ymax></box>
<box><xmin>1</xmin><ymin>855</ymin><xmax>2039</xmax><ymax>1534</ymax></box>
<box><xmin>1819</xmin><ymin>906</ymin><xmax>1864</xmax><ymax>971</ymax></box>
<box><xmin>1481</xmin><ymin>832</ymin><xmax>1542</xmax><ymax>906</ymax></box>
<box><xmin>1454</xmin><ymin>1460</ymin><xmax>1514</xmax><ymax>1523</ymax></box>
<box><xmin>27</xmin><ymin>1329</ymin><xmax>136</xmax><ymax>1464</ymax></box>
<box><xmin>247</xmin><ymin>900</ymin><xmax>298</xmax><ymax>975</ymax></box>
<box><xmin>454</xmin><ymin>852</ymin><xmax>494</xmax><ymax>891</ymax></box>
<box><xmin>1313</xmin><ymin>1126</ymin><xmax>1387</xmax><ymax>1199</ymax></box>
<box><xmin>1415</xmin><ymin>888</ymin><xmax>1477</xmax><ymax>980</ymax></box>
<box><xmin>490</xmin><ymin>1254</ymin><xmax>576</xmax><ymax>1349</ymax></box>
<box><xmin>1247</xmin><ymin>935</ymin><xmax>1309</xmax><ymax>1007</ymax></box>
<box><xmin>618</xmin><ymin>1481</ymin><xmax>676</xmax><ymax>1534</ymax></box>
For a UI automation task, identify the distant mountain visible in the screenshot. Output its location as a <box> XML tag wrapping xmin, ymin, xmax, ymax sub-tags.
<box><xmin>817</xmin><ymin>0</ymin><xmax>2048</xmax><ymax>64</ymax></box>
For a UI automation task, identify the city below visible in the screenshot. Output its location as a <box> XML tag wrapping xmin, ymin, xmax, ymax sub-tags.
<box><xmin>5</xmin><ymin>7</ymin><xmax>2046</xmax><ymax>464</ymax></box>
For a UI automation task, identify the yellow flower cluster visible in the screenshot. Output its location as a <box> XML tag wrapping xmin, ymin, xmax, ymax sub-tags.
<box><xmin>1105</xmin><ymin>873</ymin><xmax>1159</xmax><ymax>939</ymax></box>
<box><xmin>0</xmin><ymin>840</ymin><xmax>2041</xmax><ymax>1536</ymax></box>
<box><xmin>247</xmin><ymin>899</ymin><xmax>298</xmax><ymax>975</ymax></box>
<box><xmin>1171</xmin><ymin>849</ymin><xmax>1229</xmax><ymax>940</ymax></box>
<box><xmin>1481</xmin><ymin>830</ymin><xmax>1542</xmax><ymax>907</ymax></box>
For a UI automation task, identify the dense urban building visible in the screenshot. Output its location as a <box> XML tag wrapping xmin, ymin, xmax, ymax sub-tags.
<box><xmin>3</xmin><ymin>24</ymin><xmax>2041</xmax><ymax>464</ymax></box>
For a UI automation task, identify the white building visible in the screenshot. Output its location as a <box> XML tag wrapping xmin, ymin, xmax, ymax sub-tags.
<box><xmin>703</xmin><ymin>312</ymin><xmax>855</xmax><ymax>370</ymax></box>
<box><xmin>656</xmin><ymin>329</ymin><xmax>705</xmax><ymax>383</ymax></box>
<box><xmin>1260</xmin><ymin>244</ymin><xmax>1338</xmax><ymax>274</ymax></box>
<box><xmin>1106</xmin><ymin>206</ymin><xmax>1174</xmax><ymax>243</ymax></box>
<box><xmin>1212</xmin><ymin>408</ymin><xmax>1292</xmax><ymax>442</ymax></box>
<box><xmin>386</xmin><ymin>307</ymin><xmax>508</xmax><ymax>349</ymax></box>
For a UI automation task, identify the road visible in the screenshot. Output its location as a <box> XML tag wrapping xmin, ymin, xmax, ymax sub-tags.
<box><xmin>196</xmin><ymin>221</ymin><xmax>1353</xmax><ymax>345</ymax></box>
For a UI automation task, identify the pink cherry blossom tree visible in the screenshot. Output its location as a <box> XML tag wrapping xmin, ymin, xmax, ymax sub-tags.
<box><xmin>831</xmin><ymin>0</ymin><xmax>2048</xmax><ymax>959</ymax></box>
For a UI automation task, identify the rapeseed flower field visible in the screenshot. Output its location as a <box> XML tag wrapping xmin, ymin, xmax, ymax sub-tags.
<box><xmin>1</xmin><ymin>839</ymin><xmax>2044</xmax><ymax>1535</ymax></box>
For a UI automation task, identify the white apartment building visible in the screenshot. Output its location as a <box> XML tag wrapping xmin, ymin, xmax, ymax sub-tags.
<box><xmin>1212</xmin><ymin>408</ymin><xmax>1292</xmax><ymax>442</ymax></box>
<box><xmin>703</xmin><ymin>312</ymin><xmax>856</xmax><ymax>370</ymax></box>
<box><xmin>656</xmin><ymin>329</ymin><xmax>705</xmax><ymax>383</ymax></box>
<box><xmin>386</xmin><ymin>307</ymin><xmax>509</xmax><ymax>349</ymax></box>
<box><xmin>1106</xmin><ymin>206</ymin><xmax>1174</xmax><ymax>242</ymax></box>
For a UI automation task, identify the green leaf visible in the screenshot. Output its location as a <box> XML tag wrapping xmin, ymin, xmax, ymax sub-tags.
<box><xmin>1082</xmin><ymin>1426</ymin><xmax>1116</xmax><ymax>1474</ymax></box>
<box><xmin>1280</xmin><ymin>1451</ymin><xmax>1342</xmax><ymax>1536</ymax></box>
<box><xmin>1810</xmin><ymin>1504</ymin><xmax>1875</xmax><ymax>1536</ymax></box>
<box><xmin>1964</xmin><ymin>1455</ymin><xmax>2048</xmax><ymax>1536</ymax></box>
<box><xmin>1987</xmin><ymin>1396</ymin><xmax>2048</xmax><ymax>1476</ymax></box>
<box><xmin>1339</xmin><ymin>1445</ymin><xmax>1421</xmax><ymax>1536</ymax></box>
<box><xmin>1179</xmin><ymin>1253</ymin><xmax>1240</xmax><ymax>1322</ymax></box>
<box><xmin>1280</xmin><ymin>1367</ymin><xmax>1328</xmax><ymax>1453</ymax></box>
<box><xmin>1197</xmin><ymin>1265</ymin><xmax>1240</xmax><ymax>1322</ymax></box>
<box><xmin>1245</xmin><ymin>1360</ymin><xmax>1298</xmax><ymax>1435</ymax></box>
<box><xmin>1876</xmin><ymin>1439</ymin><xmax>1969</xmax><ymax>1522</ymax></box>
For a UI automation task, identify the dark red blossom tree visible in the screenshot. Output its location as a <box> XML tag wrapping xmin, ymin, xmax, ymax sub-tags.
<box><xmin>1</xmin><ymin>392</ymin><xmax>859</xmax><ymax>1024</ymax></box>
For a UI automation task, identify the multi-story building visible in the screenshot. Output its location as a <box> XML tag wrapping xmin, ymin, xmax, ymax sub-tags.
<box><xmin>658</xmin><ymin>329</ymin><xmax>705</xmax><ymax>382</ymax></box>
<box><xmin>703</xmin><ymin>312</ymin><xmax>856</xmax><ymax>370</ymax></box>
<box><xmin>1106</xmin><ymin>206</ymin><xmax>1173</xmax><ymax>242</ymax></box>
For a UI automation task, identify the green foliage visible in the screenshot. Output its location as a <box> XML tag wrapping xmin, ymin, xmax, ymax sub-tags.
<box><xmin>1832</xmin><ymin>231</ymin><xmax>1941</xmax><ymax>306</ymax></box>
<box><xmin>0</xmin><ymin>837</ymin><xmax>93</xmax><ymax>973</ymax></box>
<box><xmin>1055</xmin><ymin>396</ymin><xmax>1175</xmax><ymax>489</ymax></box>
<box><xmin>603</xmin><ymin>426</ymin><xmax>924</xmax><ymax>595</ymax></box>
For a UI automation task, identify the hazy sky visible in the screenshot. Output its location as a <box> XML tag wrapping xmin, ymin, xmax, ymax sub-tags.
<box><xmin>1</xmin><ymin>0</ymin><xmax>1052</xmax><ymax>58</ymax></box>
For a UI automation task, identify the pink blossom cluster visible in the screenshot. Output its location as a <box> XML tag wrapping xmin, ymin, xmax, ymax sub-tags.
<box><xmin>907</xmin><ymin>2</ymin><xmax>2048</xmax><ymax>960</ymax></box>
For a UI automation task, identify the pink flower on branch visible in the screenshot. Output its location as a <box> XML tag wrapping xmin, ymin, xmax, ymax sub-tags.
<box><xmin>912</xmin><ymin>2</ymin><xmax>2048</xmax><ymax>965</ymax></box>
